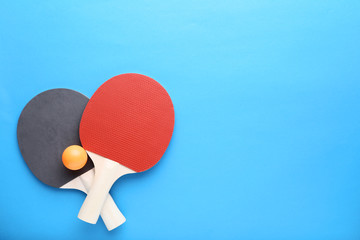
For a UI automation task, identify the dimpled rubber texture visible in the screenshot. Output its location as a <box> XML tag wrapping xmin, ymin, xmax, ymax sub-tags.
<box><xmin>79</xmin><ymin>73</ymin><xmax>174</xmax><ymax>172</ymax></box>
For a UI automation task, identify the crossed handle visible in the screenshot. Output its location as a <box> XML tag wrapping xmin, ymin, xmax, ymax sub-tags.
<box><xmin>78</xmin><ymin>152</ymin><xmax>133</xmax><ymax>224</ymax></box>
<box><xmin>79</xmin><ymin>168</ymin><xmax>126</xmax><ymax>230</ymax></box>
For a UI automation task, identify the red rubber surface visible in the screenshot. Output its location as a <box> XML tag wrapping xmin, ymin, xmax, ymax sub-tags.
<box><xmin>79</xmin><ymin>73</ymin><xmax>174</xmax><ymax>172</ymax></box>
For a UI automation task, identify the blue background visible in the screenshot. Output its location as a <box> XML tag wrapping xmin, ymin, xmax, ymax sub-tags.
<box><xmin>1</xmin><ymin>0</ymin><xmax>360</xmax><ymax>239</ymax></box>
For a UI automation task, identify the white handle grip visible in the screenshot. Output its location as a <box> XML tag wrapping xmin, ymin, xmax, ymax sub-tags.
<box><xmin>78</xmin><ymin>152</ymin><xmax>134</xmax><ymax>224</ymax></box>
<box><xmin>80</xmin><ymin>169</ymin><xmax>126</xmax><ymax>230</ymax></box>
<box><xmin>100</xmin><ymin>194</ymin><xmax>126</xmax><ymax>230</ymax></box>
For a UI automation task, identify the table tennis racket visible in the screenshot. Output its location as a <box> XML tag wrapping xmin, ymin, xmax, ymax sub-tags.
<box><xmin>17</xmin><ymin>88</ymin><xmax>126</xmax><ymax>230</ymax></box>
<box><xmin>78</xmin><ymin>73</ymin><xmax>175</xmax><ymax>224</ymax></box>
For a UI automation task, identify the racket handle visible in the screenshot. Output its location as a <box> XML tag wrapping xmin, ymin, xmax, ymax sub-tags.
<box><xmin>80</xmin><ymin>169</ymin><xmax>126</xmax><ymax>230</ymax></box>
<box><xmin>78</xmin><ymin>152</ymin><xmax>132</xmax><ymax>224</ymax></box>
<box><xmin>101</xmin><ymin>194</ymin><xmax>126</xmax><ymax>230</ymax></box>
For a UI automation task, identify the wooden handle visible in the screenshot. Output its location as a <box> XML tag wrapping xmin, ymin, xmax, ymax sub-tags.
<box><xmin>78</xmin><ymin>152</ymin><xmax>134</xmax><ymax>224</ymax></box>
<box><xmin>80</xmin><ymin>169</ymin><xmax>126</xmax><ymax>230</ymax></box>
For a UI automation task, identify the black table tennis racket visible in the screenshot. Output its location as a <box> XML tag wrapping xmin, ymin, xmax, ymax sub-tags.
<box><xmin>17</xmin><ymin>88</ymin><xmax>125</xmax><ymax>230</ymax></box>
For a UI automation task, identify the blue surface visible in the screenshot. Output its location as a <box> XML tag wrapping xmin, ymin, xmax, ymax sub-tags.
<box><xmin>1</xmin><ymin>0</ymin><xmax>360</xmax><ymax>239</ymax></box>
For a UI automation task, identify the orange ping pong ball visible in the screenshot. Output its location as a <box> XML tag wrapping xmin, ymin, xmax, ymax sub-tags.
<box><xmin>62</xmin><ymin>145</ymin><xmax>88</xmax><ymax>170</ymax></box>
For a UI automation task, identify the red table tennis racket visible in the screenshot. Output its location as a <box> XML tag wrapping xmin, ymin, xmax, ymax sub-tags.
<box><xmin>78</xmin><ymin>73</ymin><xmax>175</xmax><ymax>224</ymax></box>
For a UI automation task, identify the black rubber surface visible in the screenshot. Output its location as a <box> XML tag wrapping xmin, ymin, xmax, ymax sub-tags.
<box><xmin>17</xmin><ymin>89</ymin><xmax>94</xmax><ymax>188</ymax></box>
